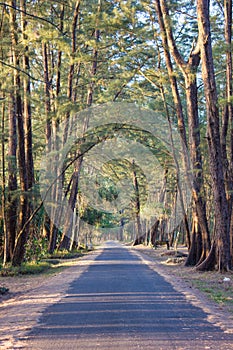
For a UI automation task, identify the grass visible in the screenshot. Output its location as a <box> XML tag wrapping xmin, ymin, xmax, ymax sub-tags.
<box><xmin>0</xmin><ymin>248</ymin><xmax>89</xmax><ymax>277</ymax></box>
<box><xmin>0</xmin><ymin>261</ymin><xmax>52</xmax><ymax>277</ymax></box>
<box><xmin>45</xmin><ymin>249</ymin><xmax>85</xmax><ymax>260</ymax></box>
<box><xmin>191</xmin><ymin>277</ymin><xmax>233</xmax><ymax>307</ymax></box>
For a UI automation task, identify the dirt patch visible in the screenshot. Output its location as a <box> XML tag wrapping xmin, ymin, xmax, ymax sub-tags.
<box><xmin>0</xmin><ymin>273</ymin><xmax>58</xmax><ymax>303</ymax></box>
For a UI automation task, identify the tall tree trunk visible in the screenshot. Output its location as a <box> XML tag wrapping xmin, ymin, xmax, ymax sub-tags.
<box><xmin>196</xmin><ymin>0</ymin><xmax>231</xmax><ymax>272</ymax></box>
<box><xmin>1</xmin><ymin>96</ymin><xmax>8</xmax><ymax>265</ymax></box>
<box><xmin>185</xmin><ymin>73</ymin><xmax>210</xmax><ymax>264</ymax></box>
<box><xmin>9</xmin><ymin>0</ymin><xmax>29</xmax><ymax>266</ymax></box>
<box><xmin>222</xmin><ymin>0</ymin><xmax>233</xmax><ymax>263</ymax></box>
<box><xmin>20</xmin><ymin>0</ymin><xmax>34</xmax><ymax>188</ymax></box>
<box><xmin>159</xmin><ymin>80</ymin><xmax>191</xmax><ymax>249</ymax></box>
<box><xmin>155</xmin><ymin>0</ymin><xmax>210</xmax><ymax>265</ymax></box>
<box><xmin>132</xmin><ymin>160</ymin><xmax>142</xmax><ymax>243</ymax></box>
<box><xmin>42</xmin><ymin>36</ymin><xmax>63</xmax><ymax>254</ymax></box>
<box><xmin>42</xmin><ymin>42</ymin><xmax>52</xmax><ymax>149</ymax></box>
<box><xmin>57</xmin><ymin>1</ymin><xmax>82</xmax><ymax>250</ymax></box>
<box><xmin>58</xmin><ymin>158</ymin><xmax>82</xmax><ymax>250</ymax></box>
<box><xmin>5</xmin><ymin>78</ymin><xmax>18</xmax><ymax>263</ymax></box>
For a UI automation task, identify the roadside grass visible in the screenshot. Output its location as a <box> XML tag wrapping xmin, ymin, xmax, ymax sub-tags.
<box><xmin>188</xmin><ymin>274</ymin><xmax>233</xmax><ymax>308</ymax></box>
<box><xmin>160</xmin><ymin>249</ymin><xmax>233</xmax><ymax>314</ymax></box>
<box><xmin>0</xmin><ymin>261</ymin><xmax>52</xmax><ymax>277</ymax></box>
<box><xmin>166</xmin><ymin>258</ymin><xmax>233</xmax><ymax>315</ymax></box>
<box><xmin>0</xmin><ymin>247</ymin><xmax>90</xmax><ymax>278</ymax></box>
<box><xmin>45</xmin><ymin>249</ymin><xmax>85</xmax><ymax>260</ymax></box>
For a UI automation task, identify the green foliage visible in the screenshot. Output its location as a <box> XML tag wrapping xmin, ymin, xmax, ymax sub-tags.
<box><xmin>192</xmin><ymin>278</ymin><xmax>233</xmax><ymax>307</ymax></box>
<box><xmin>0</xmin><ymin>248</ymin><xmax>86</xmax><ymax>276</ymax></box>
<box><xmin>25</xmin><ymin>235</ymin><xmax>48</xmax><ymax>263</ymax></box>
<box><xmin>0</xmin><ymin>261</ymin><xmax>51</xmax><ymax>276</ymax></box>
<box><xmin>81</xmin><ymin>206</ymin><xmax>118</xmax><ymax>228</ymax></box>
<box><xmin>46</xmin><ymin>249</ymin><xmax>84</xmax><ymax>260</ymax></box>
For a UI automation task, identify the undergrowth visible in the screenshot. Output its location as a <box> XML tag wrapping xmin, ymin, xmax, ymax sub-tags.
<box><xmin>0</xmin><ymin>247</ymin><xmax>89</xmax><ymax>277</ymax></box>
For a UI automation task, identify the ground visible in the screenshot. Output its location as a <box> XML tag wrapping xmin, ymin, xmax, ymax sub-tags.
<box><xmin>132</xmin><ymin>244</ymin><xmax>233</xmax><ymax>318</ymax></box>
<box><xmin>1</xmin><ymin>244</ymin><xmax>233</xmax><ymax>326</ymax></box>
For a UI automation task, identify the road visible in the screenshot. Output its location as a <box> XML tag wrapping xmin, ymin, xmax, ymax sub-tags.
<box><xmin>25</xmin><ymin>241</ymin><xmax>233</xmax><ymax>350</ymax></box>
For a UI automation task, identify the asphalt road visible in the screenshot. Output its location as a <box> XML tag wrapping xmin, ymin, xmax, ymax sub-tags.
<box><xmin>25</xmin><ymin>241</ymin><xmax>233</xmax><ymax>350</ymax></box>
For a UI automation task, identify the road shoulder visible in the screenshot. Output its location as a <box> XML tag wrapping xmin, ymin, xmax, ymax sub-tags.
<box><xmin>0</xmin><ymin>249</ymin><xmax>102</xmax><ymax>350</ymax></box>
<box><xmin>131</xmin><ymin>244</ymin><xmax>233</xmax><ymax>335</ymax></box>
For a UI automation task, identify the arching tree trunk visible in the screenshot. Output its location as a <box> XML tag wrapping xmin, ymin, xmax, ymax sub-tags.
<box><xmin>59</xmin><ymin>1</ymin><xmax>100</xmax><ymax>250</ymax></box>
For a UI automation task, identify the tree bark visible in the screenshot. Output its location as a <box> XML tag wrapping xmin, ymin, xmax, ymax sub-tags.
<box><xmin>47</xmin><ymin>4</ymin><xmax>64</xmax><ymax>254</ymax></box>
<box><xmin>7</xmin><ymin>0</ymin><xmax>29</xmax><ymax>266</ymax></box>
<box><xmin>222</xmin><ymin>0</ymin><xmax>233</xmax><ymax>263</ymax></box>
<box><xmin>196</xmin><ymin>0</ymin><xmax>231</xmax><ymax>272</ymax></box>
<box><xmin>132</xmin><ymin>160</ymin><xmax>143</xmax><ymax>244</ymax></box>
<box><xmin>20</xmin><ymin>0</ymin><xmax>34</xmax><ymax>188</ymax></box>
<box><xmin>5</xmin><ymin>79</ymin><xmax>18</xmax><ymax>263</ymax></box>
<box><xmin>1</xmin><ymin>96</ymin><xmax>9</xmax><ymax>265</ymax></box>
<box><xmin>158</xmin><ymin>80</ymin><xmax>191</xmax><ymax>249</ymax></box>
<box><xmin>58</xmin><ymin>158</ymin><xmax>82</xmax><ymax>250</ymax></box>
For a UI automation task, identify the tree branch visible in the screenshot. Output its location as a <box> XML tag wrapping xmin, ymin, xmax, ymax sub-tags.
<box><xmin>159</xmin><ymin>0</ymin><xmax>185</xmax><ymax>69</ymax></box>
<box><xmin>0</xmin><ymin>2</ymin><xmax>63</xmax><ymax>32</ymax></box>
<box><xmin>0</xmin><ymin>60</ymin><xmax>45</xmax><ymax>84</ymax></box>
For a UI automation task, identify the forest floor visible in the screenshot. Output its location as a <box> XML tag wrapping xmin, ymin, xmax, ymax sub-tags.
<box><xmin>1</xmin><ymin>244</ymin><xmax>233</xmax><ymax>324</ymax></box>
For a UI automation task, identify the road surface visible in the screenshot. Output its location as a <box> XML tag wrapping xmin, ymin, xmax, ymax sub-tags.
<box><xmin>24</xmin><ymin>241</ymin><xmax>233</xmax><ymax>349</ymax></box>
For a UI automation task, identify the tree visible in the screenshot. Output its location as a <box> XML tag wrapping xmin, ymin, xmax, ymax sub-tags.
<box><xmin>154</xmin><ymin>0</ymin><xmax>211</xmax><ymax>266</ymax></box>
<box><xmin>9</xmin><ymin>0</ymin><xmax>29</xmax><ymax>266</ymax></box>
<box><xmin>196</xmin><ymin>0</ymin><xmax>231</xmax><ymax>272</ymax></box>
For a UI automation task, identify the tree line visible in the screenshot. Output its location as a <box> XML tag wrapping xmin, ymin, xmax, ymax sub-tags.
<box><xmin>0</xmin><ymin>0</ymin><xmax>232</xmax><ymax>272</ymax></box>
